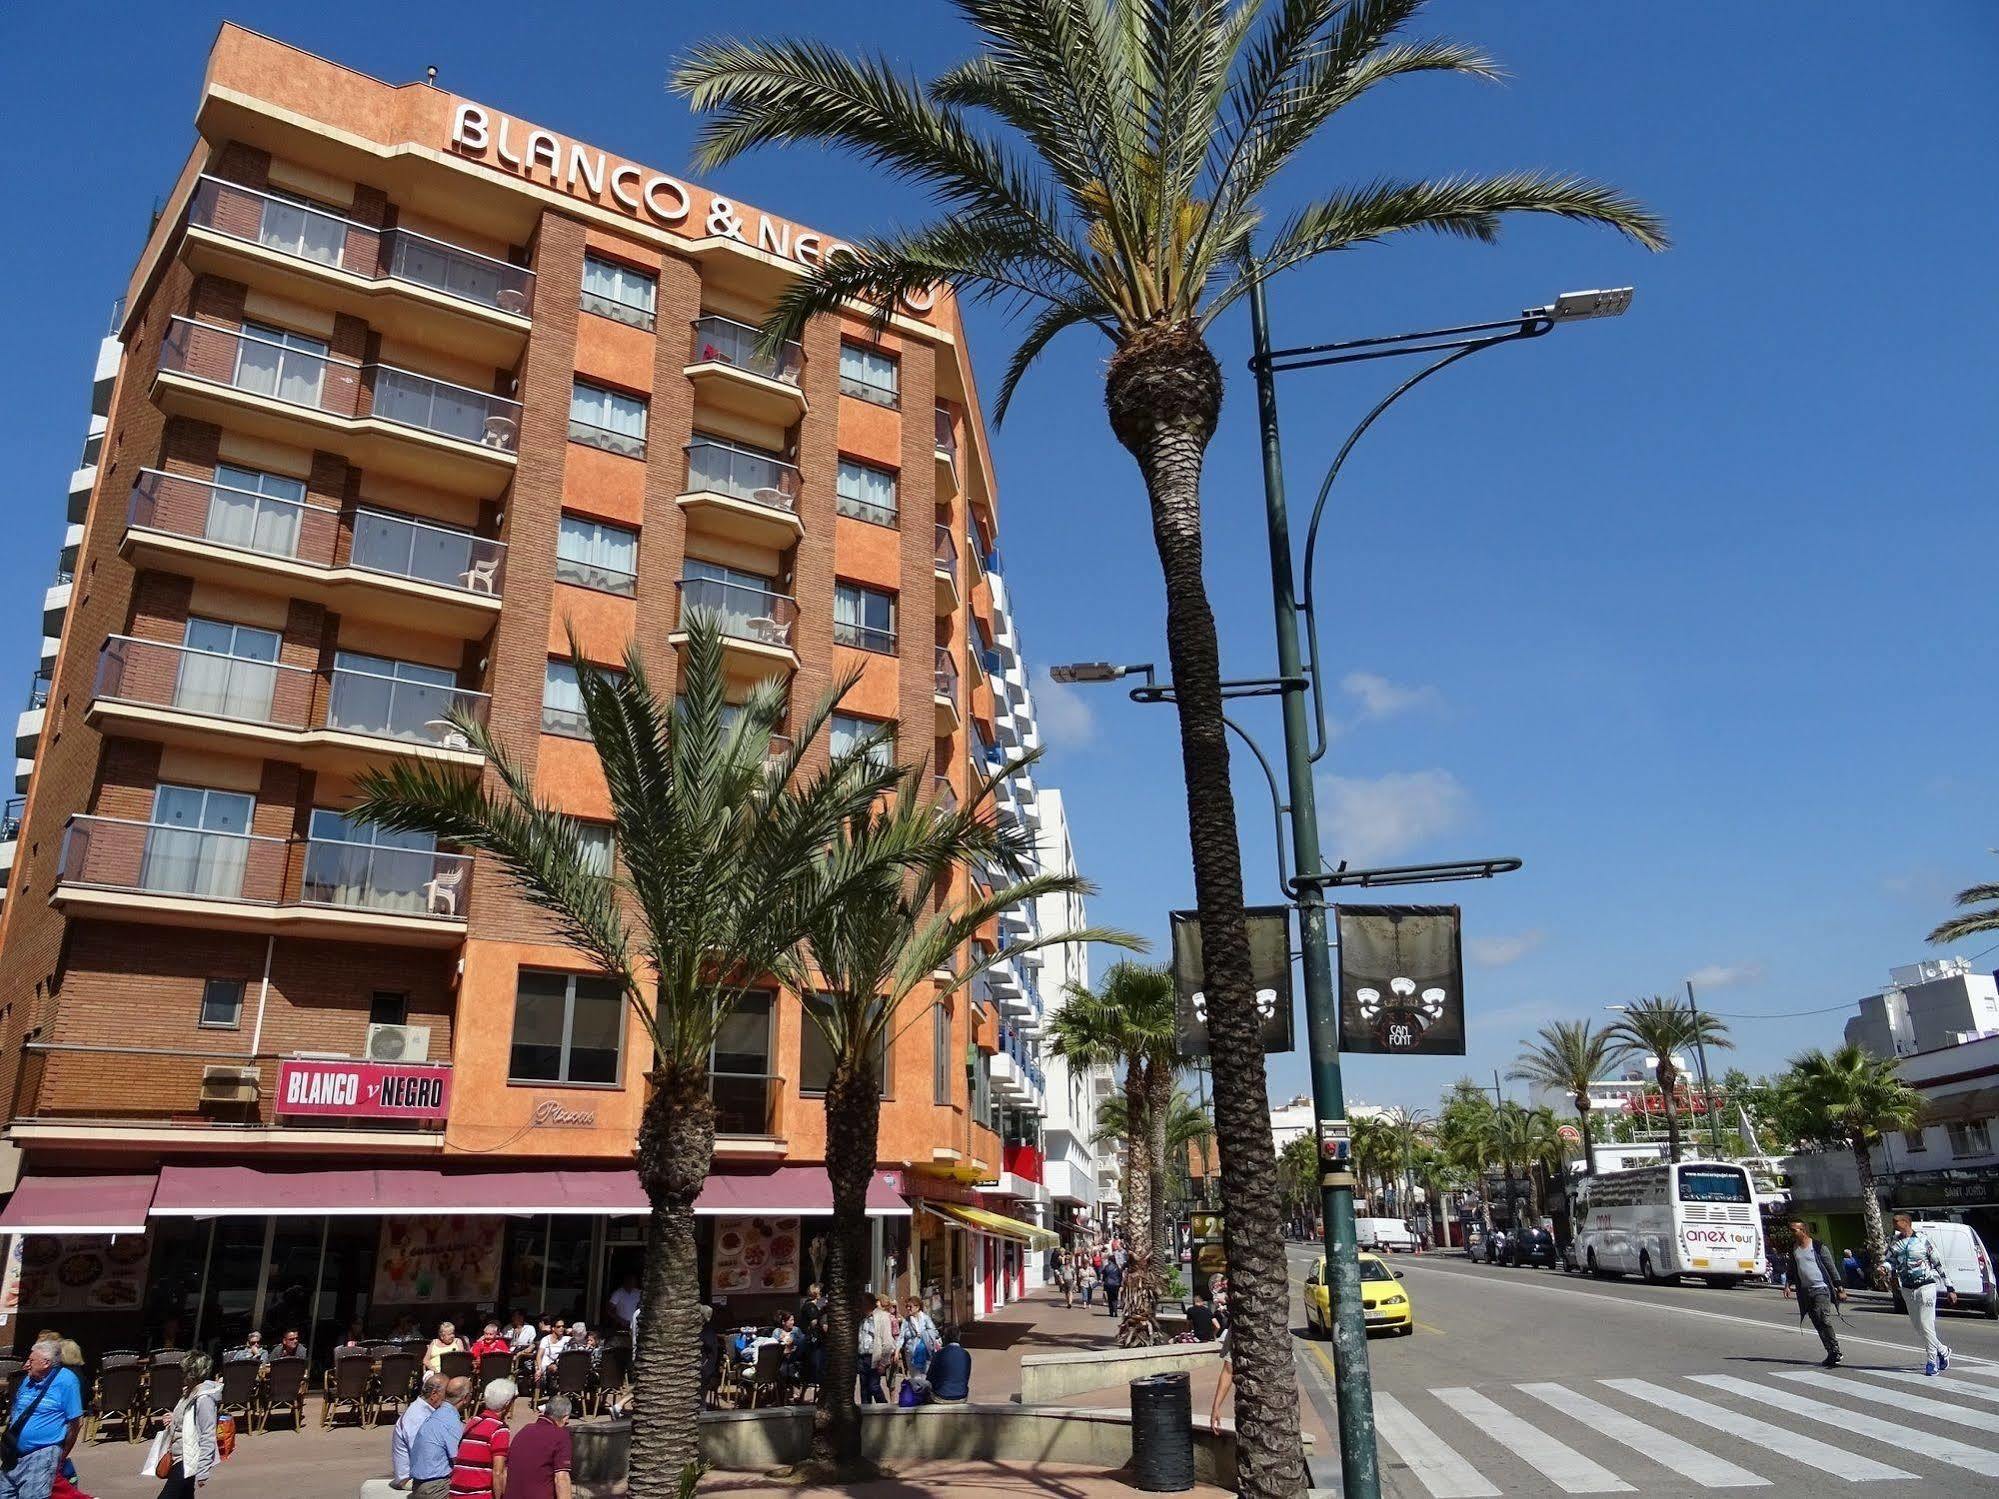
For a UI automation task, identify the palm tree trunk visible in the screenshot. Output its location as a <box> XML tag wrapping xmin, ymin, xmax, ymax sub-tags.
<box><xmin>818</xmin><ymin>1063</ymin><xmax>883</xmax><ymax>1468</ymax></box>
<box><xmin>1661</xmin><ymin>1080</ymin><xmax>1682</xmax><ymax>1164</ymax></box>
<box><xmin>1106</xmin><ymin>321</ymin><xmax>1303</xmax><ymax>1499</ymax></box>
<box><xmin>629</xmin><ymin>1064</ymin><xmax>715</xmax><ymax>1496</ymax></box>
<box><xmin>1118</xmin><ymin>1065</ymin><xmax>1158</xmax><ymax>1347</ymax></box>
<box><xmin>1578</xmin><ymin>1098</ymin><xmax>1596</xmax><ymax>1177</ymax></box>
<box><xmin>1147</xmin><ymin>1066</ymin><xmax>1173</xmax><ymax>1282</ymax></box>
<box><xmin>1853</xmin><ymin>1135</ymin><xmax>1889</xmax><ymax>1288</ymax></box>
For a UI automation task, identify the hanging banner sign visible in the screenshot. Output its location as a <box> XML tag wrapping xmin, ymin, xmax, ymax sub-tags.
<box><xmin>1335</xmin><ymin>905</ymin><xmax>1465</xmax><ymax>1056</ymax></box>
<box><xmin>1169</xmin><ymin>906</ymin><xmax>1295</xmax><ymax>1057</ymax></box>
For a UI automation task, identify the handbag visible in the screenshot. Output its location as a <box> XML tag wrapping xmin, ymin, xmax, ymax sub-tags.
<box><xmin>141</xmin><ymin>1429</ymin><xmax>169</xmax><ymax>1479</ymax></box>
<box><xmin>0</xmin><ymin>1371</ymin><xmax>54</xmax><ymax>1471</ymax></box>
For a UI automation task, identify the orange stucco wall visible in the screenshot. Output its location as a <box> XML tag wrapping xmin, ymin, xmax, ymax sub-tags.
<box><xmin>832</xmin><ymin>514</ymin><xmax>901</xmax><ymax>590</ymax></box>
<box><xmin>574</xmin><ymin>311</ymin><xmax>656</xmax><ymax>397</ymax></box>
<box><xmin>537</xmin><ymin>732</ymin><xmax>613</xmax><ymax>820</ymax></box>
<box><xmin>560</xmin><ymin>442</ymin><xmax>647</xmax><ymax>527</ymax></box>
<box><xmin>546</xmin><ymin>583</ymin><xmax>636</xmax><ymax>666</ymax></box>
<box><xmin>831</xmin><ymin>645</ymin><xmax>902</xmax><ymax>721</ymax></box>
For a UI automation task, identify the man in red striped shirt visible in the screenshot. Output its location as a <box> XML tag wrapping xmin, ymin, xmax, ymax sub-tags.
<box><xmin>449</xmin><ymin>1378</ymin><xmax>515</xmax><ymax>1498</ymax></box>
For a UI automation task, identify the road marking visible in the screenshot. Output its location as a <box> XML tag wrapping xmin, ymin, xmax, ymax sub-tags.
<box><xmin>1849</xmin><ymin>1367</ymin><xmax>1999</xmax><ymax>1406</ymax></box>
<box><xmin>1414</xmin><ymin>1321</ymin><xmax>1447</xmax><ymax>1337</ymax></box>
<box><xmin>1692</xmin><ymin>1373</ymin><xmax>1999</xmax><ymax>1479</ymax></box>
<box><xmin>1434</xmin><ymin>1387</ymin><xmax>1633</xmax><ymax>1493</ymax></box>
<box><xmin>1775</xmin><ymin>1368</ymin><xmax>1999</xmax><ymax>1434</ymax></box>
<box><xmin>1391</xmin><ymin>1257</ymin><xmax>1998</xmax><ymax>1368</ymax></box>
<box><xmin>1372</xmin><ymin>1391</ymin><xmax>1498</xmax><ymax>1497</ymax></box>
<box><xmin>1517</xmin><ymin>1381</ymin><xmax>1768</xmax><ymax>1488</ymax></box>
<box><xmin>1602</xmin><ymin>1377</ymin><xmax>1913</xmax><ymax>1482</ymax></box>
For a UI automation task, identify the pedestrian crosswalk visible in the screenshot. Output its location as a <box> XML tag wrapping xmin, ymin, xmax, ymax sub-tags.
<box><xmin>1361</xmin><ymin>1361</ymin><xmax>1999</xmax><ymax>1495</ymax></box>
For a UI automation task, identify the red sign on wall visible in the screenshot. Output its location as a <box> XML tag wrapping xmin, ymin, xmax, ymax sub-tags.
<box><xmin>276</xmin><ymin>1059</ymin><xmax>451</xmax><ymax>1121</ymax></box>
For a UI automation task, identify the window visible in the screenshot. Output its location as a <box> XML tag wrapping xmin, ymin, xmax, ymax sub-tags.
<box><xmin>933</xmin><ymin>1003</ymin><xmax>951</xmax><ymax>1106</ymax></box>
<box><xmin>1948</xmin><ymin>1119</ymin><xmax>1992</xmax><ymax>1158</ymax></box>
<box><xmin>838</xmin><ymin>342</ymin><xmax>899</xmax><ymax>407</ymax></box>
<box><xmin>835</xmin><ymin>459</ymin><xmax>898</xmax><ymax>527</ymax></box>
<box><xmin>174</xmin><ymin>617</ymin><xmax>282</xmax><ymax>723</ymax></box>
<box><xmin>199</xmin><ymin>978</ymin><xmax>244</xmax><ymax>1029</ymax></box>
<box><xmin>142</xmin><ymin>784</ymin><xmax>255</xmax><ymax>899</ymax></box>
<box><xmin>257</xmin><ymin>188</ymin><xmax>345</xmax><ymax>266</ymax></box>
<box><xmin>575</xmin><ymin>823</ymin><xmax>615</xmax><ymax>878</ymax></box>
<box><xmin>543</xmin><ymin>660</ymin><xmax>589</xmax><ymax>739</ymax></box>
<box><xmin>300</xmin><ymin>808</ymin><xmax>442</xmax><ymax>915</ymax></box>
<box><xmin>370</xmin><ymin>992</ymin><xmax>409</xmax><ymax>1027</ymax></box>
<box><xmin>833</xmin><ymin>582</ymin><xmax>896</xmax><ymax>654</ymax></box>
<box><xmin>831</xmin><ymin>713</ymin><xmax>894</xmax><ymax>769</ymax></box>
<box><xmin>235</xmin><ymin>320</ymin><xmax>330</xmax><ymax>407</ymax></box>
<box><xmin>711</xmin><ymin>992</ymin><xmax>774</xmax><ymax>1134</ymax></box>
<box><xmin>569</xmin><ymin>380</ymin><xmax>647</xmax><ymax>459</ymax></box>
<box><xmin>800</xmin><ymin>994</ymin><xmax>889</xmax><ymax>1097</ymax></box>
<box><xmin>326</xmin><ymin>650</ymin><xmax>462</xmax><ymax>744</ymax></box>
<box><xmin>509</xmin><ymin>969</ymin><xmax>624</xmax><ymax>1085</ymax></box>
<box><xmin>581</xmin><ymin>254</ymin><xmax>658</xmax><ymax>330</ymax></box>
<box><xmin>681</xmin><ymin>559</ymin><xmax>779</xmax><ymax>636</ymax></box>
<box><xmin>556</xmin><ymin>514</ymin><xmax>639</xmax><ymax>596</ymax></box>
<box><xmin>1903</xmin><ymin>1128</ymin><xmax>1928</xmax><ymax>1153</ymax></box>
<box><xmin>205</xmin><ymin>462</ymin><xmax>308</xmax><ymax>558</ymax></box>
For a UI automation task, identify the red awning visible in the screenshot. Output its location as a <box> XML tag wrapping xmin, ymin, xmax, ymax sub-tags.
<box><xmin>694</xmin><ymin>1167</ymin><xmax>909</xmax><ymax>1218</ymax></box>
<box><xmin>151</xmin><ymin>1165</ymin><xmax>647</xmax><ymax>1217</ymax></box>
<box><xmin>0</xmin><ymin>1173</ymin><xmax>158</xmax><ymax>1235</ymax></box>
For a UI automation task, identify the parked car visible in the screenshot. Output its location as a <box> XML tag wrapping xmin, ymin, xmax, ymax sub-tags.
<box><xmin>1510</xmin><ymin>1227</ymin><xmax>1558</xmax><ymax>1268</ymax></box>
<box><xmin>1304</xmin><ymin>1252</ymin><xmax>1414</xmax><ymax>1338</ymax></box>
<box><xmin>1890</xmin><ymin>1219</ymin><xmax>1999</xmax><ymax>1319</ymax></box>
<box><xmin>1356</xmin><ymin>1217</ymin><xmax>1420</xmax><ymax>1253</ymax></box>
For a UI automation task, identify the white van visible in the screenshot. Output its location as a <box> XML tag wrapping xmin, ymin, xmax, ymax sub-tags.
<box><xmin>1893</xmin><ymin>1219</ymin><xmax>1999</xmax><ymax>1319</ymax></box>
<box><xmin>1357</xmin><ymin>1217</ymin><xmax>1419</xmax><ymax>1253</ymax></box>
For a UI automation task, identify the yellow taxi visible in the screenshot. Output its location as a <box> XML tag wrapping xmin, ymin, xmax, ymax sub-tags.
<box><xmin>1304</xmin><ymin>1251</ymin><xmax>1414</xmax><ymax>1337</ymax></box>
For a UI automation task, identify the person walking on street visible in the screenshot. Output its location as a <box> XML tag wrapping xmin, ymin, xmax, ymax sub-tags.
<box><xmin>1079</xmin><ymin>1257</ymin><xmax>1097</xmax><ymax>1308</ymax></box>
<box><xmin>153</xmin><ymin>1352</ymin><xmax>220</xmax><ymax>1499</ymax></box>
<box><xmin>1783</xmin><ymin>1221</ymin><xmax>1845</xmax><ymax>1367</ymax></box>
<box><xmin>1052</xmin><ymin>1249</ymin><xmax>1074</xmax><ymax>1309</ymax></box>
<box><xmin>0</xmin><ymin>1338</ymin><xmax>85</xmax><ymax>1499</ymax></box>
<box><xmin>503</xmin><ymin>1396</ymin><xmax>573</xmax><ymax>1499</ymax></box>
<box><xmin>447</xmin><ymin>1379</ymin><xmax>513</xmax><ymax>1499</ymax></box>
<box><xmin>1100</xmin><ymin>1253</ymin><xmax>1124</xmax><ymax>1319</ymax></box>
<box><xmin>408</xmin><ymin>1377</ymin><xmax>469</xmax><ymax>1499</ymax></box>
<box><xmin>1886</xmin><ymin>1211</ymin><xmax>1955</xmax><ymax>1375</ymax></box>
<box><xmin>391</xmin><ymin>1374</ymin><xmax>447</xmax><ymax>1489</ymax></box>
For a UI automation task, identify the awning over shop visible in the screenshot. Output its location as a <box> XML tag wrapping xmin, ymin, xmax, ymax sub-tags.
<box><xmin>922</xmin><ymin>1201</ymin><xmax>1057</xmax><ymax>1248</ymax></box>
<box><xmin>695</xmin><ymin>1167</ymin><xmax>909</xmax><ymax>1218</ymax></box>
<box><xmin>0</xmin><ymin>1173</ymin><xmax>158</xmax><ymax>1235</ymax></box>
<box><xmin>151</xmin><ymin>1165</ymin><xmax>647</xmax><ymax>1217</ymax></box>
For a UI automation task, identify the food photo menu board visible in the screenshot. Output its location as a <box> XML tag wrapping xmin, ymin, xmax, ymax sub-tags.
<box><xmin>17</xmin><ymin>1233</ymin><xmax>151</xmax><ymax>1311</ymax></box>
<box><xmin>709</xmin><ymin>1216</ymin><xmax>801</xmax><ymax>1297</ymax></box>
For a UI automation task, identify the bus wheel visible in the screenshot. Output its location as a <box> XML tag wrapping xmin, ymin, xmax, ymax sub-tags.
<box><xmin>1641</xmin><ymin>1251</ymin><xmax>1666</xmax><ymax>1285</ymax></box>
<box><xmin>1702</xmin><ymin>1276</ymin><xmax>1741</xmax><ymax>1290</ymax></box>
<box><xmin>1587</xmin><ymin>1249</ymin><xmax>1608</xmax><ymax>1279</ymax></box>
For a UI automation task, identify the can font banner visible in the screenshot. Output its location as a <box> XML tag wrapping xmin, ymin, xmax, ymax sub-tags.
<box><xmin>1335</xmin><ymin>904</ymin><xmax>1465</xmax><ymax>1056</ymax></box>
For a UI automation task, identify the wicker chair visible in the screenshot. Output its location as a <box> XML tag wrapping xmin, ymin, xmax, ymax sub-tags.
<box><xmin>437</xmin><ymin>1349</ymin><xmax>473</xmax><ymax>1388</ymax></box>
<box><xmin>475</xmin><ymin>1352</ymin><xmax>514</xmax><ymax>1392</ymax></box>
<box><xmin>322</xmin><ymin>1351</ymin><xmax>373</xmax><ymax>1430</ymax></box>
<box><xmin>214</xmin><ymin>1359</ymin><xmax>261</xmax><ymax>1435</ymax></box>
<box><xmin>736</xmin><ymin>1343</ymin><xmax>784</xmax><ymax>1410</ymax></box>
<box><xmin>552</xmin><ymin>1348</ymin><xmax>593</xmax><ymax>1408</ymax></box>
<box><xmin>593</xmin><ymin>1342</ymin><xmax>631</xmax><ymax>1416</ymax></box>
<box><xmin>262</xmin><ymin>1354</ymin><xmax>308</xmax><ymax>1433</ymax></box>
<box><xmin>373</xmin><ymin>1350</ymin><xmax>419</xmax><ymax>1421</ymax></box>
<box><xmin>89</xmin><ymin>1355</ymin><xmax>145</xmax><ymax>1442</ymax></box>
<box><xmin>142</xmin><ymin>1357</ymin><xmax>186</xmax><ymax>1435</ymax></box>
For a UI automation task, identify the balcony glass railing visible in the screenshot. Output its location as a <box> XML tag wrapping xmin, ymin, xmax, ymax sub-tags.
<box><xmin>127</xmin><ymin>471</ymin><xmax>504</xmax><ymax>598</ymax></box>
<box><xmin>299</xmin><ymin>838</ymin><xmax>472</xmax><ymax>918</ymax></box>
<box><xmin>2</xmin><ymin>796</ymin><xmax>24</xmax><ymax>841</ymax></box>
<box><xmin>59</xmin><ymin>816</ymin><xmax>288</xmax><ymax>904</ymax></box>
<box><xmin>554</xmin><ymin>553</ymin><xmax>637</xmax><ymax>597</ymax></box>
<box><xmin>684</xmin><ymin>439</ymin><xmax>800</xmax><ymax>512</ymax></box>
<box><xmin>186</xmin><ymin>175</ymin><xmax>535</xmax><ymax>317</ymax></box>
<box><xmin>159</xmin><ymin>319</ymin><xmax>521</xmax><ymax>453</ymax></box>
<box><xmin>325</xmin><ymin>667</ymin><xmax>490</xmax><ymax>748</ymax></box>
<box><xmin>711</xmin><ymin>1071</ymin><xmax>784</xmax><ymax>1136</ymax></box>
<box><xmin>931</xmin><ymin>775</ymin><xmax>958</xmax><ymax>812</ymax></box>
<box><xmin>934</xmin><ymin>647</ymin><xmax>959</xmax><ymax>701</ymax></box>
<box><xmin>691</xmin><ymin>315</ymin><xmax>804</xmax><ymax>386</ymax></box>
<box><xmin>833</xmin><ymin>619</ymin><xmax>896</xmax><ymax>655</ymax></box>
<box><xmin>676</xmin><ymin>578</ymin><xmax>799</xmax><ymax>649</ymax></box>
<box><xmin>933</xmin><ymin>524</ymin><xmax>959</xmax><ymax>581</ymax></box>
<box><xmin>935</xmin><ymin>407</ymin><xmax>958</xmax><ymax>459</ymax></box>
<box><xmin>27</xmin><ymin>671</ymin><xmax>51</xmax><ymax>711</ymax></box>
<box><xmin>568</xmin><ymin>416</ymin><xmax>646</xmax><ymax>460</ymax></box>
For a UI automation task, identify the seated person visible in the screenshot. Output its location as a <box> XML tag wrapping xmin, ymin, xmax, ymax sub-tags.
<box><xmin>469</xmin><ymin>1321</ymin><xmax>513</xmax><ymax>1361</ymax></box>
<box><xmin>928</xmin><ymin>1327</ymin><xmax>972</xmax><ymax>1402</ymax></box>
<box><xmin>1185</xmin><ymin>1290</ymin><xmax>1217</xmax><ymax>1342</ymax></box>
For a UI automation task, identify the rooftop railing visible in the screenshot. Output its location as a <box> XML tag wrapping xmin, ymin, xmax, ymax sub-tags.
<box><xmin>675</xmin><ymin>578</ymin><xmax>800</xmax><ymax>649</ymax></box>
<box><xmin>186</xmin><ymin>175</ymin><xmax>535</xmax><ymax>317</ymax></box>
<box><xmin>684</xmin><ymin>438</ymin><xmax>800</xmax><ymax>512</ymax></box>
<box><xmin>690</xmin><ymin>315</ymin><xmax>804</xmax><ymax>386</ymax></box>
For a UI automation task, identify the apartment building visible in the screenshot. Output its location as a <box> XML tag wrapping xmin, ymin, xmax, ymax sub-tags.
<box><xmin>0</xmin><ymin>25</ymin><xmax>1068</xmax><ymax>1353</ymax></box>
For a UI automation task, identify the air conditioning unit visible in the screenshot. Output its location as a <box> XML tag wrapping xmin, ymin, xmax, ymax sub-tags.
<box><xmin>199</xmin><ymin>1064</ymin><xmax>261</xmax><ymax>1105</ymax></box>
<box><xmin>366</xmin><ymin>1024</ymin><xmax>432</xmax><ymax>1063</ymax></box>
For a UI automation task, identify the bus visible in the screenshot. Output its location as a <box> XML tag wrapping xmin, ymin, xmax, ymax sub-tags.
<box><xmin>1570</xmin><ymin>1159</ymin><xmax>1765</xmax><ymax>1288</ymax></box>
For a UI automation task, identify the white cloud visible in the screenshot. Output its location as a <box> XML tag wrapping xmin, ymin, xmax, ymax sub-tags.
<box><xmin>1687</xmin><ymin>961</ymin><xmax>1765</xmax><ymax>990</ymax></box>
<box><xmin>1341</xmin><ymin>672</ymin><xmax>1442</xmax><ymax>721</ymax></box>
<box><xmin>1468</xmin><ymin>930</ymin><xmax>1546</xmax><ymax>968</ymax></box>
<box><xmin>1033</xmin><ymin>669</ymin><xmax>1098</xmax><ymax>747</ymax></box>
<box><xmin>1319</xmin><ymin>769</ymin><xmax>1470</xmax><ymax>865</ymax></box>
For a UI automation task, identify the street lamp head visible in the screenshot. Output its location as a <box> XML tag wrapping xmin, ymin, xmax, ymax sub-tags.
<box><xmin>1543</xmin><ymin>287</ymin><xmax>1634</xmax><ymax>323</ymax></box>
<box><xmin>1048</xmin><ymin>661</ymin><xmax>1131</xmax><ymax>684</ymax></box>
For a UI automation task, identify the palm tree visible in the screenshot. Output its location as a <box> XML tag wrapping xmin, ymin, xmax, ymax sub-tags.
<box><xmin>1509</xmin><ymin>1021</ymin><xmax>1633</xmax><ymax>1176</ymax></box>
<box><xmin>1439</xmin><ymin>1090</ymin><xmax>1497</xmax><ymax>1230</ymax></box>
<box><xmin>1047</xmin><ymin>962</ymin><xmax>1178</xmax><ymax>1346</ymax></box>
<box><xmin>778</xmin><ymin>760</ymin><xmax>1135</xmax><ymax>1465</ymax></box>
<box><xmin>349</xmin><ymin>622</ymin><xmax>907</xmax><ymax>1493</ymax></box>
<box><xmin>670</xmin><ymin>12</ymin><xmax>1663</xmax><ymax>1488</ymax></box>
<box><xmin>1381</xmin><ymin>1107</ymin><xmax>1432</xmax><ymax>1217</ymax></box>
<box><xmin>1604</xmin><ymin>996</ymin><xmax>1734</xmax><ymax>1164</ymax></box>
<box><xmin>1509</xmin><ymin>1105</ymin><xmax>1565</xmax><ymax>1224</ymax></box>
<box><xmin>1276</xmin><ymin>1132</ymin><xmax>1321</xmax><ymax>1233</ymax></box>
<box><xmin>1347</xmin><ymin>1115</ymin><xmax>1399</xmax><ymax>1213</ymax></box>
<box><xmin>1929</xmin><ymin>855</ymin><xmax>1999</xmax><ymax>944</ymax></box>
<box><xmin>1779</xmin><ymin>1044</ymin><xmax>1924</xmax><ymax>1283</ymax></box>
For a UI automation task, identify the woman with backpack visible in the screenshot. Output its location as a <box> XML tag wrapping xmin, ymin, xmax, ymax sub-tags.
<box><xmin>897</xmin><ymin>1295</ymin><xmax>941</xmax><ymax>1379</ymax></box>
<box><xmin>156</xmin><ymin>1352</ymin><xmax>223</xmax><ymax>1497</ymax></box>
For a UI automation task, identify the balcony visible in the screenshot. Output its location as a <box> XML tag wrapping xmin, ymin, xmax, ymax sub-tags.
<box><xmin>670</xmin><ymin>577</ymin><xmax>800</xmax><ymax>675</ymax></box>
<box><xmin>1003</xmin><ymin>1142</ymin><xmax>1046</xmax><ymax>1184</ymax></box>
<box><xmin>180</xmin><ymin>175</ymin><xmax>532</xmax><ymax>365</ymax></box>
<box><xmin>931</xmin><ymin>775</ymin><xmax>958</xmax><ymax>813</ymax></box>
<box><xmin>934</xmin><ymin>647</ymin><xmax>960</xmax><ymax>734</ymax></box>
<box><xmin>55</xmin><ymin>815</ymin><xmax>471</xmax><ymax>944</ymax></box>
<box><xmin>933</xmin><ymin>525</ymin><xmax>960</xmax><ymax>612</ymax></box>
<box><xmin>711</xmin><ymin>1071</ymin><xmax>786</xmax><ymax>1158</ymax></box>
<box><xmin>88</xmin><ymin>637</ymin><xmax>487</xmax><ymax>778</ymax></box>
<box><xmin>935</xmin><ymin>407</ymin><xmax>960</xmax><ymax>499</ymax></box>
<box><xmin>685</xmin><ymin>315</ymin><xmax>807</xmax><ymax>426</ymax></box>
<box><xmin>677</xmin><ymin>438</ymin><xmax>804</xmax><ymax>549</ymax></box>
<box><xmin>124</xmin><ymin>470</ymin><xmax>505</xmax><ymax>635</ymax></box>
<box><xmin>154</xmin><ymin>317</ymin><xmax>520</xmax><ymax>497</ymax></box>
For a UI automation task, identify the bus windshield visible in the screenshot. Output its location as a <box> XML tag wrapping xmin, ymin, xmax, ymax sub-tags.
<box><xmin>1677</xmin><ymin>1166</ymin><xmax>1752</xmax><ymax>1204</ymax></box>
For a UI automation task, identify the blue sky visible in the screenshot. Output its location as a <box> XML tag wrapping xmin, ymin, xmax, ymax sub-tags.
<box><xmin>3</xmin><ymin>4</ymin><xmax>1995</xmax><ymax>1111</ymax></box>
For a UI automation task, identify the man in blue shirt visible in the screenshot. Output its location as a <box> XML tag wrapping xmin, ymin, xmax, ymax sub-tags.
<box><xmin>407</xmin><ymin>1376</ymin><xmax>469</xmax><ymax>1499</ymax></box>
<box><xmin>928</xmin><ymin>1327</ymin><xmax>972</xmax><ymax>1403</ymax></box>
<box><xmin>0</xmin><ymin>1339</ymin><xmax>83</xmax><ymax>1499</ymax></box>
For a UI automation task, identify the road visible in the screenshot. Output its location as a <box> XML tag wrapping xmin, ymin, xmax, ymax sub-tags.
<box><xmin>1286</xmin><ymin>1240</ymin><xmax>1999</xmax><ymax>1496</ymax></box>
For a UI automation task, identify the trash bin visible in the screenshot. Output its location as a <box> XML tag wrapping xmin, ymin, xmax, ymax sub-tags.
<box><xmin>569</xmin><ymin>1416</ymin><xmax>632</xmax><ymax>1487</ymax></box>
<box><xmin>1130</xmin><ymin>1370</ymin><xmax>1196</xmax><ymax>1492</ymax></box>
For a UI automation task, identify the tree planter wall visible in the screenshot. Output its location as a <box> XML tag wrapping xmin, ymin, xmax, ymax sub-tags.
<box><xmin>1019</xmin><ymin>1339</ymin><xmax>1225</xmax><ymax>1404</ymax></box>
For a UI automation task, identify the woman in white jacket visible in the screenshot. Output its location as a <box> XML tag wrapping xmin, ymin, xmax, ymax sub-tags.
<box><xmin>157</xmin><ymin>1352</ymin><xmax>220</xmax><ymax>1496</ymax></box>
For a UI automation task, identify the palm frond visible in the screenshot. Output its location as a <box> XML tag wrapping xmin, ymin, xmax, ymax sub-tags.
<box><xmin>1928</xmin><ymin>882</ymin><xmax>1999</xmax><ymax>945</ymax></box>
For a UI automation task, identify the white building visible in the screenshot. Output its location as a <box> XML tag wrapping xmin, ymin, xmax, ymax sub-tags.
<box><xmin>1846</xmin><ymin>958</ymin><xmax>1999</xmax><ymax>1060</ymax></box>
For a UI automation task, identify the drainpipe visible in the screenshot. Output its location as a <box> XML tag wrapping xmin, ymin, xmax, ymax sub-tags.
<box><xmin>248</xmin><ymin>934</ymin><xmax>276</xmax><ymax>1055</ymax></box>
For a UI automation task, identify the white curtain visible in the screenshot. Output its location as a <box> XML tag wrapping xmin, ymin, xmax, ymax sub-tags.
<box><xmin>837</xmin><ymin>460</ymin><xmax>897</xmax><ymax>519</ymax></box>
<box><xmin>173</xmin><ymin>621</ymin><xmax>279</xmax><ymax>724</ymax></box>
<box><xmin>557</xmin><ymin>517</ymin><xmax>638</xmax><ymax>590</ymax></box>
